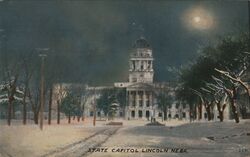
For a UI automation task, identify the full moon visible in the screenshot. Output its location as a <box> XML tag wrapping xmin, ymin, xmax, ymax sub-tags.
<box><xmin>183</xmin><ymin>7</ymin><xmax>214</xmax><ymax>30</ymax></box>
<box><xmin>193</xmin><ymin>16</ymin><xmax>201</xmax><ymax>23</ymax></box>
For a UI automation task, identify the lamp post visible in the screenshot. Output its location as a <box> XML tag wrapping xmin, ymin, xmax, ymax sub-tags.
<box><xmin>93</xmin><ymin>87</ymin><xmax>96</xmax><ymax>126</ymax></box>
<box><xmin>38</xmin><ymin>48</ymin><xmax>48</xmax><ymax>130</ymax></box>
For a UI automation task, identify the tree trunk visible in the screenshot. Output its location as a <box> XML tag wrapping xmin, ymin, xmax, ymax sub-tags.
<box><xmin>23</xmin><ymin>102</ymin><xmax>27</xmax><ymax>125</ymax></box>
<box><xmin>216</xmin><ymin>101</ymin><xmax>224</xmax><ymax>122</ymax></box>
<box><xmin>193</xmin><ymin>104</ymin><xmax>196</xmax><ymax>120</ymax></box>
<box><xmin>205</xmin><ymin>103</ymin><xmax>212</xmax><ymax>121</ymax></box>
<box><xmin>206</xmin><ymin>106</ymin><xmax>212</xmax><ymax>121</ymax></box>
<box><xmin>93</xmin><ymin>106</ymin><xmax>96</xmax><ymax>126</ymax></box>
<box><xmin>48</xmin><ymin>87</ymin><xmax>53</xmax><ymax>125</ymax></box>
<box><xmin>82</xmin><ymin>112</ymin><xmax>85</xmax><ymax>121</ymax></box>
<box><xmin>198</xmin><ymin>103</ymin><xmax>202</xmax><ymax>120</ymax></box>
<box><xmin>77</xmin><ymin>116</ymin><xmax>80</xmax><ymax>122</ymax></box>
<box><xmin>57</xmin><ymin>100</ymin><xmax>60</xmax><ymax>124</ymax></box>
<box><xmin>164</xmin><ymin>109</ymin><xmax>167</xmax><ymax>121</ymax></box>
<box><xmin>22</xmin><ymin>88</ymin><xmax>27</xmax><ymax>125</ymax></box>
<box><xmin>12</xmin><ymin>104</ymin><xmax>15</xmax><ymax>119</ymax></box>
<box><xmin>68</xmin><ymin>113</ymin><xmax>71</xmax><ymax>124</ymax></box>
<box><xmin>219</xmin><ymin>110</ymin><xmax>224</xmax><ymax>122</ymax></box>
<box><xmin>231</xmin><ymin>87</ymin><xmax>239</xmax><ymax>123</ymax></box>
<box><xmin>34</xmin><ymin>112</ymin><xmax>39</xmax><ymax>124</ymax></box>
<box><xmin>7</xmin><ymin>99</ymin><xmax>13</xmax><ymax>126</ymax></box>
<box><xmin>231</xmin><ymin>98</ymin><xmax>239</xmax><ymax>123</ymax></box>
<box><xmin>216</xmin><ymin>101</ymin><xmax>226</xmax><ymax>122</ymax></box>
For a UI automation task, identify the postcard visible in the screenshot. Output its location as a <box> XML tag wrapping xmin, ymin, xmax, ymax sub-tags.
<box><xmin>0</xmin><ymin>0</ymin><xmax>249</xmax><ymax>157</ymax></box>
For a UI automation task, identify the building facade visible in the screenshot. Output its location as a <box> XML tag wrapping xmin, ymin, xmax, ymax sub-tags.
<box><xmin>114</xmin><ymin>37</ymin><xmax>189</xmax><ymax>120</ymax></box>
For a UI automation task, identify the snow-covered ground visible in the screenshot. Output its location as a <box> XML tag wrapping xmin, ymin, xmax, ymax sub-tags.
<box><xmin>0</xmin><ymin>119</ymin><xmax>107</xmax><ymax>157</ymax></box>
<box><xmin>0</xmin><ymin>119</ymin><xmax>249</xmax><ymax>157</ymax></box>
<box><xmin>88</xmin><ymin>120</ymin><xmax>250</xmax><ymax>157</ymax></box>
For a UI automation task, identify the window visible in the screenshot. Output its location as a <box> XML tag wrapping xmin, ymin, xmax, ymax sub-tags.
<box><xmin>148</xmin><ymin>61</ymin><xmax>152</xmax><ymax>69</ymax></box>
<box><xmin>138</xmin><ymin>91</ymin><xmax>143</xmax><ymax>107</ymax></box>
<box><xmin>146</xmin><ymin>100</ymin><xmax>150</xmax><ymax>107</ymax></box>
<box><xmin>182</xmin><ymin>112</ymin><xmax>186</xmax><ymax>118</ymax></box>
<box><xmin>146</xmin><ymin>92</ymin><xmax>150</xmax><ymax>99</ymax></box>
<box><xmin>131</xmin><ymin>111</ymin><xmax>135</xmax><ymax>118</ymax></box>
<box><xmin>139</xmin><ymin>100</ymin><xmax>143</xmax><ymax>107</ymax></box>
<box><xmin>132</xmin><ymin>61</ymin><xmax>135</xmax><ymax>70</ymax></box>
<box><xmin>138</xmin><ymin>110</ymin><xmax>143</xmax><ymax>118</ymax></box>
<box><xmin>158</xmin><ymin>112</ymin><xmax>162</xmax><ymax>117</ymax></box>
<box><xmin>146</xmin><ymin>111</ymin><xmax>150</xmax><ymax>118</ymax></box>
<box><xmin>141</xmin><ymin>64</ymin><xmax>144</xmax><ymax>70</ymax></box>
<box><xmin>175</xmin><ymin>114</ymin><xmax>179</xmax><ymax>119</ymax></box>
<box><xmin>139</xmin><ymin>91</ymin><xmax>143</xmax><ymax>97</ymax></box>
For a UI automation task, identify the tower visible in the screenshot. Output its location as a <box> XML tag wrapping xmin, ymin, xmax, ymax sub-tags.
<box><xmin>129</xmin><ymin>37</ymin><xmax>154</xmax><ymax>83</ymax></box>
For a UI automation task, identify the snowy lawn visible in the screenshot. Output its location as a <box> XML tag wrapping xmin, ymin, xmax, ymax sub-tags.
<box><xmin>88</xmin><ymin>120</ymin><xmax>250</xmax><ymax>157</ymax></box>
<box><xmin>0</xmin><ymin>120</ymin><xmax>107</xmax><ymax>157</ymax></box>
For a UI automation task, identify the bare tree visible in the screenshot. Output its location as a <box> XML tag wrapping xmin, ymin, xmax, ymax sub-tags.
<box><xmin>190</xmin><ymin>88</ymin><xmax>214</xmax><ymax>121</ymax></box>
<box><xmin>53</xmin><ymin>83</ymin><xmax>67</xmax><ymax>124</ymax></box>
<box><xmin>211</xmin><ymin>76</ymin><xmax>240</xmax><ymax>123</ymax></box>
<box><xmin>1</xmin><ymin>58</ymin><xmax>22</xmax><ymax>125</ymax></box>
<box><xmin>20</xmin><ymin>53</ymin><xmax>36</xmax><ymax>125</ymax></box>
<box><xmin>215</xmin><ymin>68</ymin><xmax>249</xmax><ymax>104</ymax></box>
<box><xmin>203</xmin><ymin>84</ymin><xmax>228</xmax><ymax>122</ymax></box>
<box><xmin>28</xmin><ymin>86</ymin><xmax>40</xmax><ymax>124</ymax></box>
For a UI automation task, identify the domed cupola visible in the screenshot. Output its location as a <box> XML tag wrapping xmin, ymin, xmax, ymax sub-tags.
<box><xmin>133</xmin><ymin>37</ymin><xmax>150</xmax><ymax>49</ymax></box>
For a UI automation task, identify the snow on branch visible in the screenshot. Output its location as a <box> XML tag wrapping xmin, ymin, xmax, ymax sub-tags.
<box><xmin>244</xmin><ymin>52</ymin><xmax>250</xmax><ymax>55</ymax></box>
<box><xmin>14</xmin><ymin>96</ymin><xmax>23</xmax><ymax>101</ymax></box>
<box><xmin>16</xmin><ymin>88</ymin><xmax>24</xmax><ymax>95</ymax></box>
<box><xmin>215</xmin><ymin>68</ymin><xmax>249</xmax><ymax>96</ymax></box>
<box><xmin>211</xmin><ymin>76</ymin><xmax>224</xmax><ymax>87</ymax></box>
<box><xmin>0</xmin><ymin>98</ymin><xmax>8</xmax><ymax>103</ymax></box>
<box><xmin>200</xmin><ymin>87</ymin><xmax>213</xmax><ymax>94</ymax></box>
<box><xmin>0</xmin><ymin>94</ymin><xmax>8</xmax><ymax>99</ymax></box>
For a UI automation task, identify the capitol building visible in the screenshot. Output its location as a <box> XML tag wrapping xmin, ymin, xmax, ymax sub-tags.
<box><xmin>84</xmin><ymin>37</ymin><xmax>191</xmax><ymax>121</ymax></box>
<box><xmin>52</xmin><ymin>37</ymin><xmax>231</xmax><ymax>122</ymax></box>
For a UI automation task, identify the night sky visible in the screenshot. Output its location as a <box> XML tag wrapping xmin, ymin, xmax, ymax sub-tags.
<box><xmin>0</xmin><ymin>0</ymin><xmax>249</xmax><ymax>85</ymax></box>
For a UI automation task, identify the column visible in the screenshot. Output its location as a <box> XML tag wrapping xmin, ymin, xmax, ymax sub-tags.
<box><xmin>143</xmin><ymin>61</ymin><xmax>146</xmax><ymax>71</ymax></box>
<box><xmin>136</xmin><ymin>60</ymin><xmax>140</xmax><ymax>71</ymax></box>
<box><xmin>135</xmin><ymin>91</ymin><xmax>139</xmax><ymax>118</ymax></box>
<box><xmin>143</xmin><ymin>91</ymin><xmax>146</xmax><ymax>118</ymax></box>
<box><xmin>126</xmin><ymin>91</ymin><xmax>131</xmax><ymax>108</ymax></box>
<box><xmin>149</xmin><ymin>60</ymin><xmax>152</xmax><ymax>70</ymax></box>
<box><xmin>149</xmin><ymin>92</ymin><xmax>153</xmax><ymax>108</ymax></box>
<box><xmin>129</xmin><ymin>61</ymin><xmax>133</xmax><ymax>70</ymax></box>
<box><xmin>143</xmin><ymin>91</ymin><xmax>146</xmax><ymax>108</ymax></box>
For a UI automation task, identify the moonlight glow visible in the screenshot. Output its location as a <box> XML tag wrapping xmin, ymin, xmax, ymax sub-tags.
<box><xmin>183</xmin><ymin>7</ymin><xmax>214</xmax><ymax>30</ymax></box>
<box><xmin>193</xmin><ymin>16</ymin><xmax>201</xmax><ymax>23</ymax></box>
